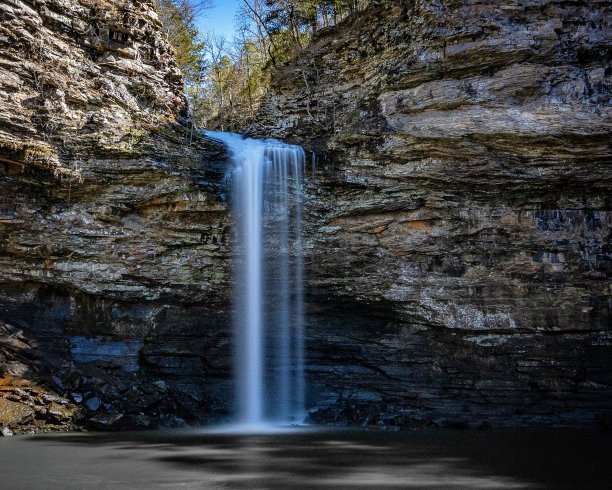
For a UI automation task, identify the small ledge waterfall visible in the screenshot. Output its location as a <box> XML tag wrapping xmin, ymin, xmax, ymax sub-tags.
<box><xmin>205</xmin><ymin>131</ymin><xmax>307</xmax><ymax>428</ymax></box>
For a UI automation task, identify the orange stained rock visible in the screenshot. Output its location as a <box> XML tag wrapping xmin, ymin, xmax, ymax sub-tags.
<box><xmin>400</xmin><ymin>219</ymin><xmax>435</xmax><ymax>233</ymax></box>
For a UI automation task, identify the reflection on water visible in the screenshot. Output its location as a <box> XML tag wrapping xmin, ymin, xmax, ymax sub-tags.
<box><xmin>0</xmin><ymin>429</ymin><xmax>610</xmax><ymax>489</ymax></box>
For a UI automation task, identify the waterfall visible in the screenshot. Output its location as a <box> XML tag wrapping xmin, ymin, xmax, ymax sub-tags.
<box><xmin>204</xmin><ymin>131</ymin><xmax>306</xmax><ymax>428</ymax></box>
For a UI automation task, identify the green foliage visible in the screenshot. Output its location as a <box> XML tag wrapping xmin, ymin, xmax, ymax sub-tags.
<box><xmin>154</xmin><ymin>0</ymin><xmax>208</xmax><ymax>85</ymax></box>
<box><xmin>155</xmin><ymin>0</ymin><xmax>371</xmax><ymax>130</ymax></box>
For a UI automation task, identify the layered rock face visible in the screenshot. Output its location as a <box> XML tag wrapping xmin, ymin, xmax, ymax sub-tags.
<box><xmin>255</xmin><ymin>0</ymin><xmax>612</xmax><ymax>427</ymax></box>
<box><xmin>0</xmin><ymin>0</ymin><xmax>232</xmax><ymax>431</ymax></box>
<box><xmin>1</xmin><ymin>0</ymin><xmax>610</xmax><ymax>433</ymax></box>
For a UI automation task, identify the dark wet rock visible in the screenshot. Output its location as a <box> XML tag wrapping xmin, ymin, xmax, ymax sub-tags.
<box><xmin>1</xmin><ymin>0</ymin><xmax>610</xmax><ymax>432</ymax></box>
<box><xmin>0</xmin><ymin>0</ymin><xmax>232</xmax><ymax>432</ymax></box>
<box><xmin>87</xmin><ymin>413</ymin><xmax>125</xmax><ymax>431</ymax></box>
<box><xmin>85</xmin><ymin>397</ymin><xmax>101</xmax><ymax>412</ymax></box>
<box><xmin>254</xmin><ymin>0</ymin><xmax>612</xmax><ymax>428</ymax></box>
<box><xmin>0</xmin><ymin>322</ymin><xmax>81</xmax><ymax>432</ymax></box>
<box><xmin>69</xmin><ymin>337</ymin><xmax>143</xmax><ymax>373</ymax></box>
<box><xmin>153</xmin><ymin>380</ymin><xmax>168</xmax><ymax>391</ymax></box>
<box><xmin>599</xmin><ymin>412</ymin><xmax>612</xmax><ymax>431</ymax></box>
<box><xmin>88</xmin><ymin>411</ymin><xmax>154</xmax><ymax>431</ymax></box>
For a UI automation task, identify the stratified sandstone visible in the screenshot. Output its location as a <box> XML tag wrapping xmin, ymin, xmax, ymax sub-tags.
<box><xmin>254</xmin><ymin>0</ymin><xmax>612</xmax><ymax>427</ymax></box>
<box><xmin>0</xmin><ymin>321</ymin><xmax>80</xmax><ymax>433</ymax></box>
<box><xmin>0</xmin><ymin>0</ymin><xmax>232</xmax><ymax>431</ymax></box>
<box><xmin>0</xmin><ymin>0</ymin><xmax>229</xmax><ymax>301</ymax></box>
<box><xmin>1</xmin><ymin>0</ymin><xmax>610</xmax><ymax>432</ymax></box>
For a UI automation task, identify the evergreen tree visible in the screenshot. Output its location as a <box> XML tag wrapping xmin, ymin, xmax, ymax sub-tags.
<box><xmin>154</xmin><ymin>0</ymin><xmax>210</xmax><ymax>85</ymax></box>
<box><xmin>161</xmin><ymin>0</ymin><xmax>373</xmax><ymax>129</ymax></box>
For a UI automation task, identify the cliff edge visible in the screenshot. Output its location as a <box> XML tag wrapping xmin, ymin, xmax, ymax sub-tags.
<box><xmin>255</xmin><ymin>0</ymin><xmax>612</xmax><ymax>428</ymax></box>
<box><xmin>0</xmin><ymin>0</ymin><xmax>232</xmax><ymax>432</ymax></box>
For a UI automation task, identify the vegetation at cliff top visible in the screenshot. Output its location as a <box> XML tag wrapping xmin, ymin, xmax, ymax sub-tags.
<box><xmin>155</xmin><ymin>0</ymin><xmax>372</xmax><ymax>131</ymax></box>
<box><xmin>154</xmin><ymin>0</ymin><xmax>211</xmax><ymax>84</ymax></box>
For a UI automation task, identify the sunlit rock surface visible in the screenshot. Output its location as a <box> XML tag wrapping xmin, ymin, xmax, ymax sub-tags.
<box><xmin>1</xmin><ymin>0</ymin><xmax>610</xmax><ymax>432</ymax></box>
<box><xmin>0</xmin><ymin>0</ymin><xmax>232</xmax><ymax>431</ymax></box>
<box><xmin>253</xmin><ymin>0</ymin><xmax>612</xmax><ymax>427</ymax></box>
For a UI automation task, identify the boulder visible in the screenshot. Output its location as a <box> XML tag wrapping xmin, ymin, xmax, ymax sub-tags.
<box><xmin>0</xmin><ymin>398</ymin><xmax>34</xmax><ymax>427</ymax></box>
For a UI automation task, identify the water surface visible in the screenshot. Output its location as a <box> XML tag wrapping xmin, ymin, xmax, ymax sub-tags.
<box><xmin>1</xmin><ymin>428</ymin><xmax>610</xmax><ymax>489</ymax></box>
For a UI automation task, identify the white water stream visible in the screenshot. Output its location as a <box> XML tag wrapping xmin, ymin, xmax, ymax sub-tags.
<box><xmin>204</xmin><ymin>131</ymin><xmax>306</xmax><ymax>428</ymax></box>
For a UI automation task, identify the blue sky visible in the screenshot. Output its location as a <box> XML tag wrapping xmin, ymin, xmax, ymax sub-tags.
<box><xmin>197</xmin><ymin>0</ymin><xmax>242</xmax><ymax>41</ymax></box>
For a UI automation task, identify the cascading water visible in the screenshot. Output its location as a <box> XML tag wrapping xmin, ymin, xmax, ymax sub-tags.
<box><xmin>204</xmin><ymin>131</ymin><xmax>306</xmax><ymax>428</ymax></box>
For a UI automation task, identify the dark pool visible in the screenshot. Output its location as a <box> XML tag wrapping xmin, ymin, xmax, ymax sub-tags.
<box><xmin>0</xmin><ymin>428</ymin><xmax>610</xmax><ymax>488</ymax></box>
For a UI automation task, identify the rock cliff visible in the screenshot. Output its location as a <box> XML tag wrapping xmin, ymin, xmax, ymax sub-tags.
<box><xmin>0</xmin><ymin>0</ymin><xmax>232</xmax><ymax>431</ymax></box>
<box><xmin>254</xmin><ymin>0</ymin><xmax>612</xmax><ymax>427</ymax></box>
<box><xmin>1</xmin><ymin>0</ymin><xmax>610</xmax><ymax>433</ymax></box>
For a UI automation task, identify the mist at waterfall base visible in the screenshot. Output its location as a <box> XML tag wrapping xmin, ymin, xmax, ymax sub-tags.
<box><xmin>205</xmin><ymin>131</ymin><xmax>307</xmax><ymax>431</ymax></box>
